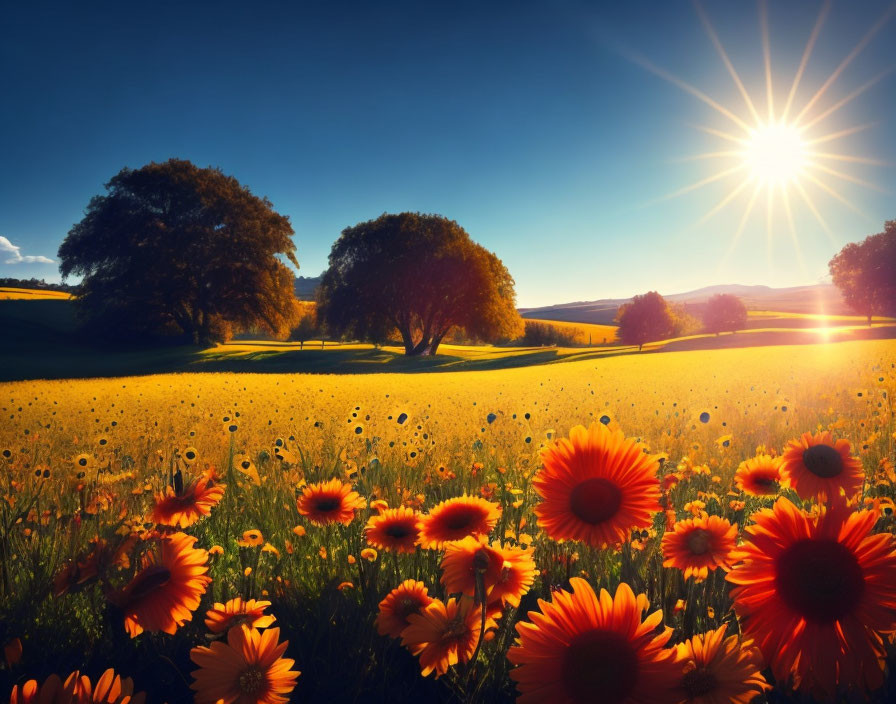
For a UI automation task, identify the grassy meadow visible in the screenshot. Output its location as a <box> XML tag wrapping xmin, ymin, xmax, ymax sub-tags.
<box><xmin>1</xmin><ymin>337</ymin><xmax>895</xmax><ymax>701</ymax></box>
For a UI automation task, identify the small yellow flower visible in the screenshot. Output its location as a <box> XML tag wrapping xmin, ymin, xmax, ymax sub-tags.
<box><xmin>262</xmin><ymin>543</ymin><xmax>281</xmax><ymax>559</ymax></box>
<box><xmin>319</xmin><ymin>547</ymin><xmax>327</xmax><ymax>559</ymax></box>
<box><xmin>337</xmin><ymin>581</ymin><xmax>354</xmax><ymax>591</ymax></box>
<box><xmin>292</xmin><ymin>525</ymin><xmax>306</xmax><ymax>537</ymax></box>
<box><xmin>360</xmin><ymin>548</ymin><xmax>377</xmax><ymax>562</ymax></box>
<box><xmin>244</xmin><ymin>567</ymin><xmax>253</xmax><ymax>576</ymax></box>
<box><xmin>208</xmin><ymin>545</ymin><xmax>224</xmax><ymax>556</ymax></box>
<box><xmin>347</xmin><ymin>555</ymin><xmax>356</xmax><ymax>565</ymax></box>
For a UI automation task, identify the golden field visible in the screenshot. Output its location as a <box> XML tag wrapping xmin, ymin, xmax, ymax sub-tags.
<box><xmin>0</xmin><ymin>287</ymin><xmax>73</xmax><ymax>301</ymax></box>
<box><xmin>1</xmin><ymin>339</ymin><xmax>895</xmax><ymax>702</ymax></box>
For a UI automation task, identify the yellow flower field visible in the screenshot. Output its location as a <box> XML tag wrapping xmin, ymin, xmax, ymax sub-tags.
<box><xmin>1</xmin><ymin>338</ymin><xmax>895</xmax><ymax>702</ymax></box>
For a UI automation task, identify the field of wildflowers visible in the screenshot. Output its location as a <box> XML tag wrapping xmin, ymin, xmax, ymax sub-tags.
<box><xmin>1</xmin><ymin>339</ymin><xmax>895</xmax><ymax>702</ymax></box>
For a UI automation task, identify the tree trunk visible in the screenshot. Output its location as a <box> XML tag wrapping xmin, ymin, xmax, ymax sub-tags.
<box><xmin>429</xmin><ymin>331</ymin><xmax>448</xmax><ymax>356</ymax></box>
<box><xmin>867</xmin><ymin>312</ymin><xmax>872</xmax><ymax>327</ymax></box>
<box><xmin>408</xmin><ymin>337</ymin><xmax>431</xmax><ymax>356</ymax></box>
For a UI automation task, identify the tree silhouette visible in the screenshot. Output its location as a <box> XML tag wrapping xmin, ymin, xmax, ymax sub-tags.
<box><xmin>703</xmin><ymin>294</ymin><xmax>748</xmax><ymax>335</ymax></box>
<box><xmin>615</xmin><ymin>291</ymin><xmax>674</xmax><ymax>350</ymax></box>
<box><xmin>317</xmin><ymin>212</ymin><xmax>523</xmax><ymax>355</ymax></box>
<box><xmin>58</xmin><ymin>159</ymin><xmax>300</xmax><ymax>345</ymax></box>
<box><xmin>829</xmin><ymin>221</ymin><xmax>896</xmax><ymax>326</ymax></box>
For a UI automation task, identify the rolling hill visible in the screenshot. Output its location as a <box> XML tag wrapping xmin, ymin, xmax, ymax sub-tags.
<box><xmin>519</xmin><ymin>283</ymin><xmax>849</xmax><ymax>324</ymax></box>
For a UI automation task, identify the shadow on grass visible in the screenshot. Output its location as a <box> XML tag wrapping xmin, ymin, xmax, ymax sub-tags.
<box><xmin>3</xmin><ymin>300</ymin><xmax>896</xmax><ymax>382</ymax></box>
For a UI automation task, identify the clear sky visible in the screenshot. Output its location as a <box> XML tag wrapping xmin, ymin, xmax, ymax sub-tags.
<box><xmin>1</xmin><ymin>0</ymin><xmax>894</xmax><ymax>307</ymax></box>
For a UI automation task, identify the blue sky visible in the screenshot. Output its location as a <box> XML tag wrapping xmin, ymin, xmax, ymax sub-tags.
<box><xmin>1</xmin><ymin>0</ymin><xmax>894</xmax><ymax>307</ymax></box>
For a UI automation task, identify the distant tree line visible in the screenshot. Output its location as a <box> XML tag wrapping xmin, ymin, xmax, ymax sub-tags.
<box><xmin>0</xmin><ymin>277</ymin><xmax>79</xmax><ymax>294</ymax></box>
<box><xmin>520</xmin><ymin>321</ymin><xmax>581</xmax><ymax>347</ymax></box>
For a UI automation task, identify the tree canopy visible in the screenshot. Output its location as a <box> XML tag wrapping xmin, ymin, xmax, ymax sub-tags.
<box><xmin>317</xmin><ymin>212</ymin><xmax>523</xmax><ymax>355</ymax></box>
<box><xmin>829</xmin><ymin>221</ymin><xmax>896</xmax><ymax>325</ymax></box>
<box><xmin>703</xmin><ymin>293</ymin><xmax>748</xmax><ymax>334</ymax></box>
<box><xmin>615</xmin><ymin>291</ymin><xmax>674</xmax><ymax>350</ymax></box>
<box><xmin>58</xmin><ymin>159</ymin><xmax>300</xmax><ymax>345</ymax></box>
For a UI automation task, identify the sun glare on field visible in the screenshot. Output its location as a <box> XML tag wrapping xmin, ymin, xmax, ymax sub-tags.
<box><xmin>744</xmin><ymin>122</ymin><xmax>806</xmax><ymax>186</ymax></box>
<box><xmin>632</xmin><ymin>0</ymin><xmax>894</xmax><ymax>263</ymax></box>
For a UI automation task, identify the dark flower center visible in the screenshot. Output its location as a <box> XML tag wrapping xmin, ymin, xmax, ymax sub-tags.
<box><xmin>126</xmin><ymin>566</ymin><xmax>171</xmax><ymax>603</ymax></box>
<box><xmin>398</xmin><ymin>597</ymin><xmax>423</xmax><ymax>621</ymax></box>
<box><xmin>682</xmin><ymin>667</ymin><xmax>718</xmax><ymax>698</ymax></box>
<box><xmin>802</xmin><ymin>444</ymin><xmax>843</xmax><ymax>479</ymax></box>
<box><xmin>385</xmin><ymin>522</ymin><xmax>412</xmax><ymax>538</ymax></box>
<box><xmin>686</xmin><ymin>529</ymin><xmax>712</xmax><ymax>555</ymax></box>
<box><xmin>445</xmin><ymin>509</ymin><xmax>478</xmax><ymax>531</ymax></box>
<box><xmin>563</xmin><ymin>629</ymin><xmax>639</xmax><ymax>704</ymax></box>
<box><xmin>238</xmin><ymin>665</ymin><xmax>265</xmax><ymax>694</ymax></box>
<box><xmin>315</xmin><ymin>497</ymin><xmax>341</xmax><ymax>512</ymax></box>
<box><xmin>776</xmin><ymin>538</ymin><xmax>864</xmax><ymax>623</ymax></box>
<box><xmin>569</xmin><ymin>478</ymin><xmax>622</xmax><ymax>525</ymax></box>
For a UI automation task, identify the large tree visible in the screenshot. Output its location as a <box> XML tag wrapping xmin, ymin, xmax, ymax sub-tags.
<box><xmin>702</xmin><ymin>293</ymin><xmax>748</xmax><ymax>335</ymax></box>
<box><xmin>829</xmin><ymin>221</ymin><xmax>896</xmax><ymax>325</ymax></box>
<box><xmin>615</xmin><ymin>291</ymin><xmax>674</xmax><ymax>350</ymax></box>
<box><xmin>59</xmin><ymin>159</ymin><xmax>300</xmax><ymax>345</ymax></box>
<box><xmin>317</xmin><ymin>212</ymin><xmax>523</xmax><ymax>355</ymax></box>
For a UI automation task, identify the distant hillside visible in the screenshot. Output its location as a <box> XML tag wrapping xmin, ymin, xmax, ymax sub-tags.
<box><xmin>294</xmin><ymin>274</ymin><xmax>322</xmax><ymax>301</ymax></box>
<box><xmin>520</xmin><ymin>284</ymin><xmax>848</xmax><ymax>325</ymax></box>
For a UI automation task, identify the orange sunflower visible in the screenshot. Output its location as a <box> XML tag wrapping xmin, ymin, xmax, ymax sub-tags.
<box><xmin>779</xmin><ymin>431</ymin><xmax>864</xmax><ymax>500</ymax></box>
<box><xmin>376</xmin><ymin>579</ymin><xmax>434</xmax><ymax>638</ymax></box>
<box><xmin>734</xmin><ymin>454</ymin><xmax>783</xmax><ymax>497</ymax></box>
<box><xmin>661</xmin><ymin>515</ymin><xmax>737</xmax><ymax>582</ymax></box>
<box><xmin>507</xmin><ymin>579</ymin><xmax>679</xmax><ymax>704</ymax></box>
<box><xmin>151</xmin><ymin>470</ymin><xmax>225</xmax><ymax>529</ymax></box>
<box><xmin>673</xmin><ymin>625</ymin><xmax>769</xmax><ymax>703</ymax></box>
<box><xmin>440</xmin><ymin>535</ymin><xmax>536</xmax><ymax>610</ymax></box>
<box><xmin>533</xmin><ymin>423</ymin><xmax>662</xmax><ymax>548</ymax></box>
<box><xmin>364</xmin><ymin>506</ymin><xmax>421</xmax><ymax>554</ymax></box>
<box><xmin>190</xmin><ymin>625</ymin><xmax>300</xmax><ymax>704</ymax></box>
<box><xmin>296</xmin><ymin>478</ymin><xmax>365</xmax><ymax>526</ymax></box>
<box><xmin>401</xmin><ymin>597</ymin><xmax>495</xmax><ymax>678</ymax></box>
<box><xmin>115</xmin><ymin>532</ymin><xmax>211</xmax><ymax>638</ymax></box>
<box><xmin>10</xmin><ymin>669</ymin><xmax>146</xmax><ymax>704</ymax></box>
<box><xmin>727</xmin><ymin>497</ymin><xmax>896</xmax><ymax>698</ymax></box>
<box><xmin>205</xmin><ymin>597</ymin><xmax>276</xmax><ymax>634</ymax></box>
<box><xmin>417</xmin><ymin>495</ymin><xmax>502</xmax><ymax>549</ymax></box>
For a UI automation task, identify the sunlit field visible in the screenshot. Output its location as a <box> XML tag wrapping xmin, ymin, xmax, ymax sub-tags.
<box><xmin>0</xmin><ymin>287</ymin><xmax>72</xmax><ymax>301</ymax></box>
<box><xmin>2</xmin><ymin>339</ymin><xmax>895</xmax><ymax>701</ymax></box>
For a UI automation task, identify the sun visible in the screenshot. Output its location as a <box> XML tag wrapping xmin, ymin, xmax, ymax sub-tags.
<box><xmin>744</xmin><ymin>122</ymin><xmax>806</xmax><ymax>187</ymax></box>
<box><xmin>629</xmin><ymin>0</ymin><xmax>892</xmax><ymax>263</ymax></box>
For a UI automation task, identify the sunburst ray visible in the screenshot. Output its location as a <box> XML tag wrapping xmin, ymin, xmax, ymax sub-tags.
<box><xmin>793</xmin><ymin>4</ymin><xmax>896</xmax><ymax>125</ymax></box>
<box><xmin>623</xmin><ymin>50</ymin><xmax>753</xmax><ymax>133</ymax></box>
<box><xmin>806</xmin><ymin>161</ymin><xmax>886</xmax><ymax>192</ymax></box>
<box><xmin>781</xmin><ymin>0</ymin><xmax>831</xmax><ymax>121</ymax></box>
<box><xmin>759</xmin><ymin>0</ymin><xmax>775</xmax><ymax>120</ymax></box>
<box><xmin>780</xmin><ymin>185</ymin><xmax>808</xmax><ymax>274</ymax></box>
<box><xmin>798</xmin><ymin>68</ymin><xmax>895</xmax><ymax>133</ymax></box>
<box><xmin>694</xmin><ymin>1</ymin><xmax>762</xmax><ymax>123</ymax></box>
<box><xmin>697</xmin><ymin>177</ymin><xmax>753</xmax><ymax>224</ymax></box>
<box><xmin>804</xmin><ymin>123</ymin><xmax>876</xmax><ymax>145</ymax></box>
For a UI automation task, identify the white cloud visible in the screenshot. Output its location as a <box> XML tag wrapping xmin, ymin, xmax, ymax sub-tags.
<box><xmin>0</xmin><ymin>235</ymin><xmax>54</xmax><ymax>265</ymax></box>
